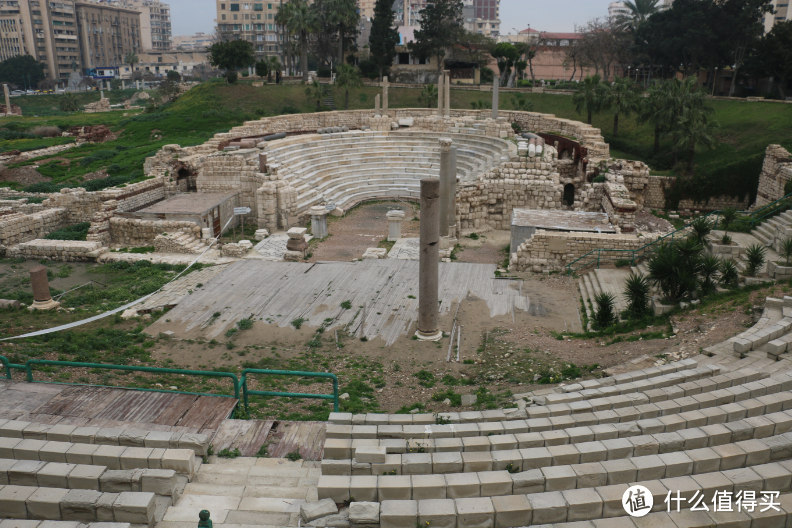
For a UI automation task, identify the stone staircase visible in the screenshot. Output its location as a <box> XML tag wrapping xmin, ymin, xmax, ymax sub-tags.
<box><xmin>578</xmin><ymin>267</ymin><xmax>648</xmax><ymax>330</ymax></box>
<box><xmin>322</xmin><ymin>95</ymin><xmax>336</xmax><ymax>110</ymax></box>
<box><xmin>154</xmin><ymin>232</ymin><xmax>211</xmax><ymax>255</ymax></box>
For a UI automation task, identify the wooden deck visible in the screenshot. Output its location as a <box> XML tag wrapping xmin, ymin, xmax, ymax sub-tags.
<box><xmin>151</xmin><ymin>259</ymin><xmax>528</xmax><ymax>345</ymax></box>
<box><xmin>0</xmin><ymin>380</ymin><xmax>238</xmax><ymax>435</ymax></box>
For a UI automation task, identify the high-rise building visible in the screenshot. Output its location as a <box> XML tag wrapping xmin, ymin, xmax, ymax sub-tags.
<box><xmin>109</xmin><ymin>0</ymin><xmax>171</xmax><ymax>51</ymax></box>
<box><xmin>764</xmin><ymin>0</ymin><xmax>790</xmax><ymax>32</ymax></box>
<box><xmin>75</xmin><ymin>0</ymin><xmax>142</xmax><ymax>70</ymax></box>
<box><xmin>608</xmin><ymin>1</ymin><xmax>628</xmax><ymax>19</ymax></box>
<box><xmin>357</xmin><ymin>0</ymin><xmax>374</xmax><ymax>20</ymax></box>
<box><xmin>0</xmin><ymin>0</ymin><xmax>81</xmax><ymax>81</ymax></box>
<box><xmin>215</xmin><ymin>0</ymin><xmax>284</xmax><ymax>60</ymax></box>
<box><xmin>463</xmin><ymin>0</ymin><xmax>499</xmax><ymax>37</ymax></box>
<box><xmin>173</xmin><ymin>32</ymin><xmax>213</xmax><ymax>51</ymax></box>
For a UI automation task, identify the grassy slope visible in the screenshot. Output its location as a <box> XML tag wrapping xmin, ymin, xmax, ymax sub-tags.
<box><xmin>2</xmin><ymin>80</ymin><xmax>792</xmax><ymax>199</ymax></box>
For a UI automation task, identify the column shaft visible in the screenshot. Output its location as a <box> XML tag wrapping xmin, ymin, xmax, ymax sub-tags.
<box><xmin>438</xmin><ymin>138</ymin><xmax>453</xmax><ymax>237</ymax></box>
<box><xmin>417</xmin><ymin>178</ymin><xmax>441</xmax><ymax>341</ymax></box>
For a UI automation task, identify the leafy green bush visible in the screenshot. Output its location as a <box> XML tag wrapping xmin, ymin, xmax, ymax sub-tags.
<box><xmin>44</xmin><ymin>222</ymin><xmax>91</xmax><ymax>241</ymax></box>
<box><xmin>79</xmin><ymin>150</ymin><xmax>117</xmax><ymax>167</ymax></box>
<box><xmin>593</xmin><ymin>292</ymin><xmax>617</xmax><ymax>329</ymax></box>
<box><xmin>592</xmin><ymin>174</ymin><xmax>607</xmax><ymax>183</ymax></box>
<box><xmin>414</xmin><ymin>370</ymin><xmax>436</xmax><ymax>388</ymax></box>
<box><xmin>237</xmin><ymin>318</ymin><xmax>253</xmax><ymax>330</ymax></box>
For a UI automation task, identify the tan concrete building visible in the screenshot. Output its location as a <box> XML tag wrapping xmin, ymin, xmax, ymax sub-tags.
<box><xmin>463</xmin><ymin>0</ymin><xmax>499</xmax><ymax>38</ymax></box>
<box><xmin>764</xmin><ymin>0</ymin><xmax>791</xmax><ymax>32</ymax></box>
<box><xmin>109</xmin><ymin>0</ymin><xmax>171</xmax><ymax>51</ymax></box>
<box><xmin>173</xmin><ymin>32</ymin><xmax>213</xmax><ymax>51</ymax></box>
<box><xmin>0</xmin><ymin>0</ymin><xmax>81</xmax><ymax>81</ymax></box>
<box><xmin>75</xmin><ymin>0</ymin><xmax>142</xmax><ymax>70</ymax></box>
<box><xmin>215</xmin><ymin>0</ymin><xmax>284</xmax><ymax>59</ymax></box>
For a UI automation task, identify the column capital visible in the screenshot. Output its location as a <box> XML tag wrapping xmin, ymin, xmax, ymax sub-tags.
<box><xmin>439</xmin><ymin>138</ymin><xmax>453</xmax><ymax>152</ymax></box>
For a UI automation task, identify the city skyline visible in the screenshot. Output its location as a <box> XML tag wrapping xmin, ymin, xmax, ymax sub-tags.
<box><xmin>167</xmin><ymin>0</ymin><xmax>614</xmax><ymax>36</ymax></box>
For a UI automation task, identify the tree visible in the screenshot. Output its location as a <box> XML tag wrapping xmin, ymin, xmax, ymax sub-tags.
<box><xmin>334</xmin><ymin>64</ymin><xmax>363</xmax><ymax>110</ymax></box>
<box><xmin>255</xmin><ymin>59</ymin><xmax>269</xmax><ymax>79</ymax></box>
<box><xmin>452</xmin><ymin>31</ymin><xmax>495</xmax><ymax>70</ymax></box>
<box><xmin>637</xmin><ymin>80</ymin><xmax>668</xmax><ymax>154</ymax></box>
<box><xmin>208</xmin><ymin>40</ymin><xmax>255</xmax><ymax>82</ymax></box>
<box><xmin>578</xmin><ymin>18</ymin><xmax>633</xmax><ymax>80</ymax></box>
<box><xmin>572</xmin><ymin>74</ymin><xmax>608</xmax><ymax>125</ymax></box>
<box><xmin>491</xmin><ymin>42</ymin><xmax>519</xmax><ymax>87</ymax></box>
<box><xmin>720</xmin><ymin>0</ymin><xmax>774</xmax><ymax>96</ymax></box>
<box><xmin>368</xmin><ymin>0</ymin><xmax>399</xmax><ymax>81</ymax></box>
<box><xmin>409</xmin><ymin>0</ymin><xmax>464</xmax><ymax>77</ymax></box>
<box><xmin>275</xmin><ymin>1</ymin><xmax>295</xmax><ymax>76</ymax></box>
<box><xmin>59</xmin><ymin>92</ymin><xmax>80</xmax><ymax>112</ymax></box>
<box><xmin>328</xmin><ymin>0</ymin><xmax>359</xmax><ymax>65</ymax></box>
<box><xmin>124</xmin><ymin>52</ymin><xmax>139</xmax><ymax>78</ymax></box>
<box><xmin>166</xmin><ymin>70</ymin><xmax>181</xmax><ymax>82</ymax></box>
<box><xmin>675</xmin><ymin>106</ymin><xmax>719</xmax><ymax>174</ymax></box>
<box><xmin>277</xmin><ymin>0</ymin><xmax>317</xmax><ymax>82</ymax></box>
<box><xmin>305</xmin><ymin>80</ymin><xmax>329</xmax><ymax>110</ymax></box>
<box><xmin>0</xmin><ymin>55</ymin><xmax>45</xmax><ymax>88</ymax></box>
<box><xmin>614</xmin><ymin>0</ymin><xmax>667</xmax><ymax>32</ymax></box>
<box><xmin>419</xmin><ymin>83</ymin><xmax>438</xmax><ymax>108</ymax></box>
<box><xmin>266</xmin><ymin>57</ymin><xmax>281</xmax><ymax>83</ymax></box>
<box><xmin>749</xmin><ymin>20</ymin><xmax>792</xmax><ymax>99</ymax></box>
<box><xmin>606</xmin><ymin>76</ymin><xmax>639</xmax><ymax>137</ymax></box>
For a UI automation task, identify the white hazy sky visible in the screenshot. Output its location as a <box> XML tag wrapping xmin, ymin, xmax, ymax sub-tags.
<box><xmin>169</xmin><ymin>0</ymin><xmax>613</xmax><ymax>36</ymax></box>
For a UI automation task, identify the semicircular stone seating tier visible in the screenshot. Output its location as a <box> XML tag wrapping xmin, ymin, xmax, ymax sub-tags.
<box><xmin>264</xmin><ymin>130</ymin><xmax>511</xmax><ymax>212</ymax></box>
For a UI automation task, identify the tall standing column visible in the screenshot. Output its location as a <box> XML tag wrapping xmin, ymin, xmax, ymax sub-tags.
<box><xmin>28</xmin><ymin>266</ymin><xmax>60</xmax><ymax>311</ymax></box>
<box><xmin>416</xmin><ymin>178</ymin><xmax>442</xmax><ymax>341</ymax></box>
<box><xmin>449</xmin><ymin>146</ymin><xmax>458</xmax><ymax>235</ymax></box>
<box><xmin>375</xmin><ymin>94</ymin><xmax>381</xmax><ymax>116</ymax></box>
<box><xmin>437</xmin><ymin>72</ymin><xmax>444</xmax><ymax>117</ymax></box>
<box><xmin>444</xmin><ymin>70</ymin><xmax>451</xmax><ymax>118</ymax></box>
<box><xmin>3</xmin><ymin>84</ymin><xmax>10</xmax><ymax>116</ymax></box>
<box><xmin>438</xmin><ymin>138</ymin><xmax>453</xmax><ymax>237</ymax></box>
<box><xmin>310</xmin><ymin>206</ymin><xmax>328</xmax><ymax>239</ymax></box>
<box><xmin>492</xmin><ymin>75</ymin><xmax>500</xmax><ymax>119</ymax></box>
<box><xmin>382</xmin><ymin>76</ymin><xmax>389</xmax><ymax>116</ymax></box>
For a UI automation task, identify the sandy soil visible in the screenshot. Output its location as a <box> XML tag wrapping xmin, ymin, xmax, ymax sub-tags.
<box><xmin>0</xmin><ymin>167</ymin><xmax>49</xmax><ymax>186</ymax></box>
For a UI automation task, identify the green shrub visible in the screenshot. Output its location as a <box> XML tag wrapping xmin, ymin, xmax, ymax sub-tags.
<box><xmin>414</xmin><ymin>370</ymin><xmax>436</xmax><ymax>388</ymax></box>
<box><xmin>744</xmin><ymin>244</ymin><xmax>766</xmax><ymax>277</ymax></box>
<box><xmin>624</xmin><ymin>272</ymin><xmax>651</xmax><ymax>319</ymax></box>
<box><xmin>592</xmin><ymin>175</ymin><xmax>607</xmax><ymax>183</ymax></box>
<box><xmin>44</xmin><ymin>222</ymin><xmax>91</xmax><ymax>241</ymax></box>
<box><xmin>285</xmin><ymin>450</ymin><xmax>302</xmax><ymax>461</ymax></box>
<box><xmin>593</xmin><ymin>292</ymin><xmax>617</xmax><ymax>329</ymax></box>
<box><xmin>237</xmin><ymin>318</ymin><xmax>253</xmax><ymax>330</ymax></box>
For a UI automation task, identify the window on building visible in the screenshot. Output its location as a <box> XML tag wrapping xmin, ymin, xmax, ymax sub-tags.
<box><xmin>254</xmin><ymin>3</ymin><xmax>262</xmax><ymax>10</ymax></box>
<box><xmin>221</xmin><ymin>14</ymin><xmax>226</xmax><ymax>20</ymax></box>
<box><xmin>268</xmin><ymin>3</ymin><xmax>272</xmax><ymax>8</ymax></box>
<box><xmin>233</xmin><ymin>14</ymin><xmax>237</xmax><ymax>19</ymax></box>
<box><xmin>230</xmin><ymin>3</ymin><xmax>239</xmax><ymax>11</ymax></box>
<box><xmin>257</xmin><ymin>14</ymin><xmax>261</xmax><ymax>19</ymax></box>
<box><xmin>267</xmin><ymin>13</ymin><xmax>272</xmax><ymax>19</ymax></box>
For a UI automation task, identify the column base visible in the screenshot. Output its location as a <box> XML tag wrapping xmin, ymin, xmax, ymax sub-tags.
<box><xmin>28</xmin><ymin>299</ymin><xmax>60</xmax><ymax>311</ymax></box>
<box><xmin>414</xmin><ymin>329</ymin><xmax>443</xmax><ymax>341</ymax></box>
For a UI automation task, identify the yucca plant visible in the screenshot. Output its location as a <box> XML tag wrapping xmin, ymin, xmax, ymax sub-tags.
<box><xmin>593</xmin><ymin>292</ymin><xmax>617</xmax><ymax>329</ymax></box>
<box><xmin>720</xmin><ymin>207</ymin><xmax>739</xmax><ymax>236</ymax></box>
<box><xmin>624</xmin><ymin>272</ymin><xmax>651</xmax><ymax>319</ymax></box>
<box><xmin>647</xmin><ymin>241</ymin><xmax>701</xmax><ymax>303</ymax></box>
<box><xmin>690</xmin><ymin>217</ymin><xmax>712</xmax><ymax>245</ymax></box>
<box><xmin>744</xmin><ymin>244</ymin><xmax>766</xmax><ymax>277</ymax></box>
<box><xmin>699</xmin><ymin>254</ymin><xmax>721</xmax><ymax>295</ymax></box>
<box><xmin>719</xmin><ymin>258</ymin><xmax>739</xmax><ymax>287</ymax></box>
<box><xmin>780</xmin><ymin>238</ymin><xmax>792</xmax><ymax>266</ymax></box>
<box><xmin>721</xmin><ymin>233</ymin><xmax>732</xmax><ymax>245</ymax></box>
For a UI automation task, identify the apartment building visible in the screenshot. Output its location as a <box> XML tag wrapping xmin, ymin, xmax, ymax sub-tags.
<box><xmin>173</xmin><ymin>32</ymin><xmax>213</xmax><ymax>51</ymax></box>
<box><xmin>109</xmin><ymin>0</ymin><xmax>171</xmax><ymax>50</ymax></box>
<box><xmin>75</xmin><ymin>0</ymin><xmax>141</xmax><ymax>70</ymax></box>
<box><xmin>215</xmin><ymin>0</ymin><xmax>284</xmax><ymax>59</ymax></box>
<box><xmin>764</xmin><ymin>0</ymin><xmax>791</xmax><ymax>32</ymax></box>
<box><xmin>0</xmin><ymin>0</ymin><xmax>81</xmax><ymax>81</ymax></box>
<box><xmin>463</xmin><ymin>0</ymin><xmax>499</xmax><ymax>37</ymax></box>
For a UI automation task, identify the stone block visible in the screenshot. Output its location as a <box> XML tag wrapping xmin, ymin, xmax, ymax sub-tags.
<box><xmin>160</xmin><ymin>449</ymin><xmax>194</xmax><ymax>475</ymax></box>
<box><xmin>354</xmin><ymin>446</ymin><xmax>387</xmax><ymax>464</ymax></box>
<box><xmin>301</xmin><ymin>498</ymin><xmax>338</xmax><ymax>522</ymax></box>
<box><xmin>381</xmin><ymin>499</ymin><xmax>417</xmax><ymax>528</ymax></box>
<box><xmin>95</xmin><ymin>492</ymin><xmax>118</xmax><ymax>522</ymax></box>
<box><xmin>562</xmin><ymin>488</ymin><xmax>603</xmax><ymax>522</ymax></box>
<box><xmin>411</xmin><ymin>474</ymin><xmax>446</xmax><ymax>500</ymax></box>
<box><xmin>491</xmin><ymin>494</ymin><xmax>531</xmax><ymax>528</ymax></box>
<box><xmin>455</xmin><ymin>497</ymin><xmax>495</xmax><ymax>528</ymax></box>
<box><xmin>350</xmin><ymin>501</ymin><xmax>380</xmax><ymax>525</ymax></box>
<box><xmin>433</xmin><ymin>452</ymin><xmax>464</xmax><ymax>474</ymax></box>
<box><xmin>117</xmin><ymin>431</ymin><xmax>147</xmax><ymax>448</ymax></box>
<box><xmin>403</xmin><ymin>453</ymin><xmax>432</xmax><ymax>475</ymax></box>
<box><xmin>67</xmin><ymin>464</ymin><xmax>105</xmax><ymax>490</ymax></box>
<box><xmin>139</xmin><ymin>469</ymin><xmax>176</xmax><ymax>496</ymax></box>
<box><xmin>511</xmin><ymin>469</ymin><xmax>544</xmax><ymax>494</ymax></box>
<box><xmin>445</xmin><ymin>472</ymin><xmax>480</xmax><ymax>499</ymax></box>
<box><xmin>119</xmin><ymin>448</ymin><xmax>153</xmax><ymax>471</ymax></box>
<box><xmin>65</xmin><ymin>445</ymin><xmax>98</xmax><ymax>466</ymax></box>
<box><xmin>477</xmin><ymin>471</ymin><xmax>512</xmax><ymax>497</ymax></box>
<box><xmin>61</xmin><ymin>489</ymin><xmax>102</xmax><ymax>522</ymax></box>
<box><xmin>36</xmin><ymin>463</ymin><xmax>75</xmax><ymax>489</ymax></box>
<box><xmin>418</xmin><ymin>499</ymin><xmax>457</xmax><ymax>528</ymax></box>
<box><xmin>0</xmin><ymin>485</ymin><xmax>36</xmax><ymax>518</ymax></box>
<box><xmin>27</xmin><ymin>487</ymin><xmax>69</xmax><ymax>520</ymax></box>
<box><xmin>528</xmin><ymin>491</ymin><xmax>567</xmax><ymax>525</ymax></box>
<box><xmin>319</xmin><ymin>475</ymin><xmax>351</xmax><ymax>502</ymax></box>
<box><xmin>9</xmin><ymin>460</ymin><xmax>47</xmax><ymax>486</ymax></box>
<box><xmin>111</xmin><ymin>492</ymin><xmax>154</xmax><ymax>524</ymax></box>
<box><xmin>378</xmin><ymin>475</ymin><xmax>410</xmax><ymax>501</ymax></box>
<box><xmin>92</xmin><ymin>446</ymin><xmax>127</xmax><ymax>471</ymax></box>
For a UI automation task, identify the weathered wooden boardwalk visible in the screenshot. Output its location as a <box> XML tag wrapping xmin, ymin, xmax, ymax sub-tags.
<box><xmin>157</xmin><ymin>259</ymin><xmax>528</xmax><ymax>345</ymax></box>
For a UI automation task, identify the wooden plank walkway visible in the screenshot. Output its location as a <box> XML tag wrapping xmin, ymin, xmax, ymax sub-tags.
<box><xmin>155</xmin><ymin>259</ymin><xmax>528</xmax><ymax>345</ymax></box>
<box><xmin>0</xmin><ymin>380</ymin><xmax>237</xmax><ymax>436</ymax></box>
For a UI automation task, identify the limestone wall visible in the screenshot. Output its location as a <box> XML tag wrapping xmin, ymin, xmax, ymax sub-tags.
<box><xmin>755</xmin><ymin>145</ymin><xmax>792</xmax><ymax>208</ymax></box>
<box><xmin>512</xmin><ymin>230</ymin><xmax>658</xmax><ymax>273</ymax></box>
<box><xmin>109</xmin><ymin>217</ymin><xmax>201</xmax><ymax>247</ymax></box>
<box><xmin>0</xmin><ymin>208</ymin><xmax>68</xmax><ymax>245</ymax></box>
<box><xmin>644</xmin><ymin>175</ymin><xmax>751</xmax><ymax>211</ymax></box>
<box><xmin>9</xmin><ymin>239</ymin><xmax>106</xmax><ymax>261</ymax></box>
<box><xmin>602</xmin><ymin>182</ymin><xmax>637</xmax><ymax>233</ymax></box>
<box><xmin>0</xmin><ymin>143</ymin><xmax>78</xmax><ymax>164</ymax></box>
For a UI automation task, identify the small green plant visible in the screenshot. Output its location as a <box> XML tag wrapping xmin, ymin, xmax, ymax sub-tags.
<box><xmin>414</xmin><ymin>370</ymin><xmax>436</xmax><ymax>388</ymax></box>
<box><xmin>593</xmin><ymin>292</ymin><xmax>617</xmax><ymax>329</ymax></box>
<box><xmin>467</xmin><ymin>233</ymin><xmax>480</xmax><ymax>240</ymax></box>
<box><xmin>614</xmin><ymin>259</ymin><xmax>631</xmax><ymax>268</ymax></box>
<box><xmin>291</xmin><ymin>317</ymin><xmax>306</xmax><ymax>329</ymax></box>
<box><xmin>780</xmin><ymin>238</ymin><xmax>792</xmax><ymax>266</ymax></box>
<box><xmin>720</xmin><ymin>207</ymin><xmax>739</xmax><ymax>236</ymax></box>
<box><xmin>721</xmin><ymin>233</ymin><xmax>733</xmax><ymax>245</ymax></box>
<box><xmin>690</xmin><ymin>216</ymin><xmax>713</xmax><ymax>245</ymax></box>
<box><xmin>286</xmin><ymin>449</ymin><xmax>303</xmax><ymax>461</ymax></box>
<box><xmin>225</xmin><ymin>328</ymin><xmax>238</xmax><ymax>338</ymax></box>
<box><xmin>256</xmin><ymin>443</ymin><xmax>269</xmax><ymax>457</ymax></box>
<box><xmin>340</xmin><ymin>300</ymin><xmax>352</xmax><ymax>309</ymax></box>
<box><xmin>360</xmin><ymin>336</ymin><xmax>368</xmax><ymax>342</ymax></box>
<box><xmin>623</xmin><ymin>272</ymin><xmax>651</xmax><ymax>319</ymax></box>
<box><xmin>407</xmin><ymin>295</ymin><xmax>416</xmax><ymax>299</ymax></box>
<box><xmin>744</xmin><ymin>244</ymin><xmax>767</xmax><ymax>277</ymax></box>
<box><xmin>505</xmin><ymin>463</ymin><xmax>520</xmax><ymax>474</ymax></box>
<box><xmin>237</xmin><ymin>318</ymin><xmax>253</xmax><ymax>330</ymax></box>
<box><xmin>719</xmin><ymin>258</ymin><xmax>739</xmax><ymax>287</ymax></box>
<box><xmin>217</xmin><ymin>447</ymin><xmax>242</xmax><ymax>458</ymax></box>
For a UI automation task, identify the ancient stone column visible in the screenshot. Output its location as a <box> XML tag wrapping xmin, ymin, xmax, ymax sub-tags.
<box><xmin>382</xmin><ymin>76</ymin><xmax>389</xmax><ymax>116</ymax></box>
<box><xmin>492</xmin><ymin>75</ymin><xmax>500</xmax><ymax>119</ymax></box>
<box><xmin>136</xmin><ymin>80</ymin><xmax>140</xmax><ymax>90</ymax></box>
<box><xmin>122</xmin><ymin>80</ymin><xmax>126</xmax><ymax>90</ymax></box>
<box><xmin>3</xmin><ymin>84</ymin><xmax>11</xmax><ymax>116</ymax></box>
<box><xmin>387</xmin><ymin>210</ymin><xmax>405</xmax><ymax>241</ymax></box>
<box><xmin>438</xmin><ymin>138</ymin><xmax>453</xmax><ymax>237</ymax></box>
<box><xmin>449</xmin><ymin>146</ymin><xmax>458</xmax><ymax>235</ymax></box>
<box><xmin>100</xmin><ymin>89</ymin><xmax>104</xmax><ymax>100</ymax></box>
<box><xmin>437</xmin><ymin>72</ymin><xmax>444</xmax><ymax>117</ymax></box>
<box><xmin>310</xmin><ymin>205</ymin><xmax>328</xmax><ymax>239</ymax></box>
<box><xmin>29</xmin><ymin>266</ymin><xmax>60</xmax><ymax>311</ymax></box>
<box><xmin>259</xmin><ymin>153</ymin><xmax>267</xmax><ymax>172</ymax></box>
<box><xmin>416</xmin><ymin>178</ymin><xmax>442</xmax><ymax>341</ymax></box>
<box><xmin>444</xmin><ymin>71</ymin><xmax>451</xmax><ymax>118</ymax></box>
<box><xmin>374</xmin><ymin>94</ymin><xmax>381</xmax><ymax>116</ymax></box>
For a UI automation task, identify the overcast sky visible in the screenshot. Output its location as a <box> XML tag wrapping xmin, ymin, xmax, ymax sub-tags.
<box><xmin>169</xmin><ymin>0</ymin><xmax>612</xmax><ymax>36</ymax></box>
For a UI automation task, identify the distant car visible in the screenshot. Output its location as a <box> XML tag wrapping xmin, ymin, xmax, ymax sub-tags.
<box><xmin>10</xmin><ymin>90</ymin><xmax>24</xmax><ymax>96</ymax></box>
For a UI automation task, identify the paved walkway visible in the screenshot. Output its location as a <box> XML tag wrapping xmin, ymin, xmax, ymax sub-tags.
<box><xmin>254</xmin><ymin>234</ymin><xmax>313</xmax><ymax>261</ymax></box>
<box><xmin>387</xmin><ymin>237</ymin><xmax>419</xmax><ymax>260</ymax></box>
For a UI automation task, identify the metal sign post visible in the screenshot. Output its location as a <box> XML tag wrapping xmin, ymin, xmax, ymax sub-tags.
<box><xmin>234</xmin><ymin>207</ymin><xmax>252</xmax><ymax>240</ymax></box>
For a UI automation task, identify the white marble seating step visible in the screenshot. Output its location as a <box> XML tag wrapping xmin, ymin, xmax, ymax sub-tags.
<box><xmin>297</xmin><ymin>174</ymin><xmax>431</xmax><ymax>207</ymax></box>
<box><xmin>0</xmin><ymin>522</ymin><xmax>130</xmax><ymax>528</ymax></box>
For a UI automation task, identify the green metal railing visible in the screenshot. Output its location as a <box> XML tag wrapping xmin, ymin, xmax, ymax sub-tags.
<box><xmin>2</xmin><ymin>356</ymin><xmax>341</xmax><ymax>414</ymax></box>
<box><xmin>566</xmin><ymin>191</ymin><xmax>792</xmax><ymax>276</ymax></box>
<box><xmin>25</xmin><ymin>359</ymin><xmax>241</xmax><ymax>399</ymax></box>
<box><xmin>241</xmin><ymin>369</ymin><xmax>339</xmax><ymax>412</ymax></box>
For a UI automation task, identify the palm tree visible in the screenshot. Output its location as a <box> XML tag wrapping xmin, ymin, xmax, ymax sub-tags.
<box><xmin>675</xmin><ymin>107</ymin><xmax>719</xmax><ymax>174</ymax></box>
<box><xmin>637</xmin><ymin>81</ymin><xmax>668</xmax><ymax>155</ymax></box>
<box><xmin>286</xmin><ymin>0</ymin><xmax>316</xmax><ymax>82</ymax></box>
<box><xmin>606</xmin><ymin>76</ymin><xmax>638</xmax><ymax>137</ymax></box>
<box><xmin>720</xmin><ymin>207</ymin><xmax>739</xmax><ymax>239</ymax></box>
<box><xmin>511</xmin><ymin>93</ymin><xmax>534</xmax><ymax>111</ymax></box>
<box><xmin>124</xmin><ymin>52</ymin><xmax>139</xmax><ymax>80</ymax></box>
<box><xmin>328</xmin><ymin>0</ymin><xmax>359</xmax><ymax>65</ymax></box>
<box><xmin>572</xmin><ymin>74</ymin><xmax>608</xmax><ymax>125</ymax></box>
<box><xmin>266</xmin><ymin>56</ymin><xmax>281</xmax><ymax>83</ymax></box>
<box><xmin>614</xmin><ymin>0</ymin><xmax>666</xmax><ymax>32</ymax></box>
<box><xmin>334</xmin><ymin>64</ymin><xmax>362</xmax><ymax>110</ymax></box>
<box><xmin>419</xmin><ymin>84</ymin><xmax>438</xmax><ymax>108</ymax></box>
<box><xmin>470</xmin><ymin>100</ymin><xmax>491</xmax><ymax>109</ymax></box>
<box><xmin>306</xmin><ymin>80</ymin><xmax>329</xmax><ymax>111</ymax></box>
<box><xmin>274</xmin><ymin>2</ymin><xmax>294</xmax><ymax>76</ymax></box>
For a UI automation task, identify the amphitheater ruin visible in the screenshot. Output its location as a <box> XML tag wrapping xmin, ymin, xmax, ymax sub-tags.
<box><xmin>5</xmin><ymin>79</ymin><xmax>792</xmax><ymax>528</ymax></box>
